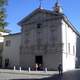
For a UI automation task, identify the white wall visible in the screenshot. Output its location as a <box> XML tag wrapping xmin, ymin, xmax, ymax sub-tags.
<box><xmin>0</xmin><ymin>32</ymin><xmax>9</xmax><ymax>43</ymax></box>
<box><xmin>2</xmin><ymin>33</ymin><xmax>21</xmax><ymax>68</ymax></box>
<box><xmin>62</xmin><ymin>20</ymin><xmax>77</xmax><ymax>71</ymax></box>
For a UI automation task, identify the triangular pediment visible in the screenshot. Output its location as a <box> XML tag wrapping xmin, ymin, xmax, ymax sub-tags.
<box><xmin>18</xmin><ymin>8</ymin><xmax>61</xmax><ymax>26</ymax></box>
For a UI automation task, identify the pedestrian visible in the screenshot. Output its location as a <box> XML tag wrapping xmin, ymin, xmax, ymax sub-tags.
<box><xmin>35</xmin><ymin>63</ymin><xmax>38</xmax><ymax>71</ymax></box>
<box><xmin>58</xmin><ymin>64</ymin><xmax>63</xmax><ymax>75</ymax></box>
<box><xmin>38</xmin><ymin>64</ymin><xmax>42</xmax><ymax>71</ymax></box>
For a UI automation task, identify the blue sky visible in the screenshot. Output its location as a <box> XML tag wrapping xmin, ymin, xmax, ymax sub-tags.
<box><xmin>6</xmin><ymin>0</ymin><xmax>80</xmax><ymax>33</ymax></box>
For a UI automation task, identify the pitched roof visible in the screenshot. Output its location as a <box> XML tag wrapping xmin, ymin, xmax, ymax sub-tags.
<box><xmin>4</xmin><ymin>33</ymin><xmax>21</xmax><ymax>37</ymax></box>
<box><xmin>62</xmin><ymin>15</ymin><xmax>80</xmax><ymax>37</ymax></box>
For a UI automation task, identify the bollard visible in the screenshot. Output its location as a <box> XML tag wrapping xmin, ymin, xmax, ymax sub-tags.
<box><xmin>28</xmin><ymin>67</ymin><xmax>30</xmax><ymax>72</ymax></box>
<box><xmin>45</xmin><ymin>67</ymin><xmax>47</xmax><ymax>72</ymax></box>
<box><xmin>14</xmin><ymin>66</ymin><xmax>16</xmax><ymax>71</ymax></box>
<box><xmin>19</xmin><ymin>67</ymin><xmax>21</xmax><ymax>72</ymax></box>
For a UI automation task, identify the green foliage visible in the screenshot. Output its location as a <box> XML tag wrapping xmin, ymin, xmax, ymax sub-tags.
<box><xmin>0</xmin><ymin>0</ymin><xmax>8</xmax><ymax>32</ymax></box>
<box><xmin>0</xmin><ymin>0</ymin><xmax>7</xmax><ymax>6</ymax></box>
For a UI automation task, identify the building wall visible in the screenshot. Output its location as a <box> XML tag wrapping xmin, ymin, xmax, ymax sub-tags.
<box><xmin>62</xmin><ymin>20</ymin><xmax>77</xmax><ymax>71</ymax></box>
<box><xmin>20</xmin><ymin>12</ymin><xmax>62</xmax><ymax>70</ymax></box>
<box><xmin>1</xmin><ymin>14</ymin><xmax>80</xmax><ymax>71</ymax></box>
<box><xmin>0</xmin><ymin>32</ymin><xmax>9</xmax><ymax>67</ymax></box>
<box><xmin>2</xmin><ymin>33</ymin><xmax>21</xmax><ymax>68</ymax></box>
<box><xmin>43</xmin><ymin>52</ymin><xmax>62</xmax><ymax>70</ymax></box>
<box><xmin>76</xmin><ymin>35</ymin><xmax>80</xmax><ymax>68</ymax></box>
<box><xmin>1</xmin><ymin>10</ymin><xmax>80</xmax><ymax>71</ymax></box>
<box><xmin>20</xmin><ymin>52</ymin><xmax>62</xmax><ymax>70</ymax></box>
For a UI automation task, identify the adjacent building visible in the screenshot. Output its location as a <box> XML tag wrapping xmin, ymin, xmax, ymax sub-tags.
<box><xmin>2</xmin><ymin>33</ymin><xmax>21</xmax><ymax>68</ymax></box>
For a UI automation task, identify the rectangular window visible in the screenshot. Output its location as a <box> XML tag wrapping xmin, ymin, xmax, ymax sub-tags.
<box><xmin>37</xmin><ymin>23</ymin><xmax>41</xmax><ymax>29</ymax></box>
<box><xmin>73</xmin><ymin>46</ymin><xmax>75</xmax><ymax>55</ymax></box>
<box><xmin>68</xmin><ymin>43</ymin><xmax>70</xmax><ymax>54</ymax></box>
<box><xmin>5</xmin><ymin>40</ymin><xmax>11</xmax><ymax>47</ymax></box>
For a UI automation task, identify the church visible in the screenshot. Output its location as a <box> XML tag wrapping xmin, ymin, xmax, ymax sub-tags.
<box><xmin>1</xmin><ymin>1</ymin><xmax>80</xmax><ymax>71</ymax></box>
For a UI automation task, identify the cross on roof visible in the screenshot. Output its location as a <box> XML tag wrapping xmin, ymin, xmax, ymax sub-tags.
<box><xmin>39</xmin><ymin>0</ymin><xmax>43</xmax><ymax>8</ymax></box>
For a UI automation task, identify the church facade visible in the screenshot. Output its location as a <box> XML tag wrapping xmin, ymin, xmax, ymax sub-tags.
<box><xmin>1</xmin><ymin>3</ymin><xmax>80</xmax><ymax>71</ymax></box>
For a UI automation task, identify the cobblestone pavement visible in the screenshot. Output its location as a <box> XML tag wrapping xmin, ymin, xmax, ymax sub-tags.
<box><xmin>0</xmin><ymin>69</ymin><xmax>80</xmax><ymax>80</ymax></box>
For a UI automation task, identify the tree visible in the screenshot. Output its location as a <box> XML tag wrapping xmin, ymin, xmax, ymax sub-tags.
<box><xmin>0</xmin><ymin>0</ymin><xmax>8</xmax><ymax>32</ymax></box>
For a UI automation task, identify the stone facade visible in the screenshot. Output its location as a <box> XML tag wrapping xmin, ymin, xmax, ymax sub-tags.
<box><xmin>19</xmin><ymin>9</ymin><xmax>63</xmax><ymax>70</ymax></box>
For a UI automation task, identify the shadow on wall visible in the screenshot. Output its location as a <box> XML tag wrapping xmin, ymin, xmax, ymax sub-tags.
<box><xmin>76</xmin><ymin>35</ymin><xmax>80</xmax><ymax>68</ymax></box>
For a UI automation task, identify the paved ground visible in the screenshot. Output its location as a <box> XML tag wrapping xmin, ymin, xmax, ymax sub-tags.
<box><xmin>0</xmin><ymin>69</ymin><xmax>58</xmax><ymax>80</ymax></box>
<box><xmin>0</xmin><ymin>69</ymin><xmax>80</xmax><ymax>80</ymax></box>
<box><xmin>63</xmin><ymin>69</ymin><xmax>80</xmax><ymax>80</ymax></box>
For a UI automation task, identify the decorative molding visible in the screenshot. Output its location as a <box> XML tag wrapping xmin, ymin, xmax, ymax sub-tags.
<box><xmin>23</xmin><ymin>17</ymin><xmax>61</xmax><ymax>25</ymax></box>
